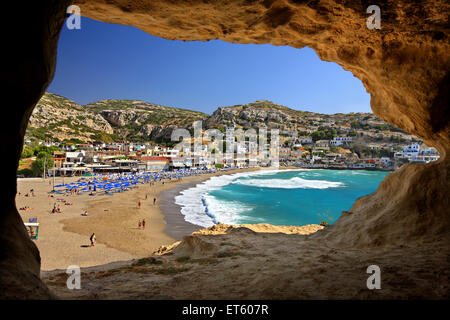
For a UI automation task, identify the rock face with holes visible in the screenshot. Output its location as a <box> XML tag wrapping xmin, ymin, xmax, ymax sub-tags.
<box><xmin>2</xmin><ymin>0</ymin><xmax>449</xmax><ymax>299</ymax></box>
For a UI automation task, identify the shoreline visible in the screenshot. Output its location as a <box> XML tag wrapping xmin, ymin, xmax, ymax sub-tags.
<box><xmin>158</xmin><ymin>166</ymin><xmax>306</xmax><ymax>239</ymax></box>
<box><xmin>18</xmin><ymin>166</ymin><xmax>382</xmax><ymax>271</ymax></box>
<box><xmin>159</xmin><ymin>181</ymin><xmax>203</xmax><ymax>241</ymax></box>
<box><xmin>17</xmin><ymin>168</ymin><xmax>259</xmax><ymax>271</ymax></box>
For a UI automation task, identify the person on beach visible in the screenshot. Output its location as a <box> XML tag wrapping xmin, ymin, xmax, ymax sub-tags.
<box><xmin>138</xmin><ymin>200</ymin><xmax>141</xmax><ymax>209</ymax></box>
<box><xmin>138</xmin><ymin>220</ymin><xmax>142</xmax><ymax>228</ymax></box>
<box><xmin>90</xmin><ymin>233</ymin><xmax>96</xmax><ymax>246</ymax></box>
<box><xmin>142</xmin><ymin>219</ymin><xmax>146</xmax><ymax>229</ymax></box>
<box><xmin>153</xmin><ymin>197</ymin><xmax>157</xmax><ymax>205</ymax></box>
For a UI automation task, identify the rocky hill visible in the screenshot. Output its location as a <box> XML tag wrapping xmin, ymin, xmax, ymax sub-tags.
<box><xmin>26</xmin><ymin>93</ymin><xmax>411</xmax><ymax>144</ymax></box>
<box><xmin>26</xmin><ymin>93</ymin><xmax>207</xmax><ymax>143</ymax></box>
<box><xmin>27</xmin><ymin>93</ymin><xmax>114</xmax><ymax>143</ymax></box>
<box><xmin>205</xmin><ymin>100</ymin><xmax>410</xmax><ymax>138</ymax></box>
<box><xmin>85</xmin><ymin>99</ymin><xmax>208</xmax><ymax>142</ymax></box>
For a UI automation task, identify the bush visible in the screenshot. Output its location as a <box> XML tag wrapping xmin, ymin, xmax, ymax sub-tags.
<box><xmin>319</xmin><ymin>221</ymin><xmax>329</xmax><ymax>227</ymax></box>
<box><xmin>21</xmin><ymin>146</ymin><xmax>34</xmax><ymax>159</ymax></box>
<box><xmin>17</xmin><ymin>168</ymin><xmax>33</xmax><ymax>177</ymax></box>
<box><xmin>31</xmin><ymin>157</ymin><xmax>54</xmax><ymax>176</ymax></box>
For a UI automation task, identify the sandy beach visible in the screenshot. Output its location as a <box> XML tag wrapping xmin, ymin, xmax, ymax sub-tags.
<box><xmin>16</xmin><ymin>167</ymin><xmax>259</xmax><ymax>271</ymax></box>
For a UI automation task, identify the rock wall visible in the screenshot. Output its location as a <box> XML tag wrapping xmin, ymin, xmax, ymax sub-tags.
<box><xmin>2</xmin><ymin>0</ymin><xmax>72</xmax><ymax>299</ymax></box>
<box><xmin>1</xmin><ymin>0</ymin><xmax>448</xmax><ymax>298</ymax></box>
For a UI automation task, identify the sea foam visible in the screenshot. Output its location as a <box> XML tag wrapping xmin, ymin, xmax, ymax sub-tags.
<box><xmin>234</xmin><ymin>176</ymin><xmax>344</xmax><ymax>189</ymax></box>
<box><xmin>174</xmin><ymin>169</ymin><xmax>288</xmax><ymax>227</ymax></box>
<box><xmin>174</xmin><ymin>169</ymin><xmax>341</xmax><ymax>227</ymax></box>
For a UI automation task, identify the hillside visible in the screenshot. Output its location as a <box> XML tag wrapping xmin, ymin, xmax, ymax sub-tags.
<box><xmin>26</xmin><ymin>93</ymin><xmax>207</xmax><ymax>143</ymax></box>
<box><xmin>85</xmin><ymin>99</ymin><xmax>207</xmax><ymax>142</ymax></box>
<box><xmin>27</xmin><ymin>93</ymin><xmax>114</xmax><ymax>143</ymax></box>
<box><xmin>26</xmin><ymin>93</ymin><xmax>412</xmax><ymax>144</ymax></box>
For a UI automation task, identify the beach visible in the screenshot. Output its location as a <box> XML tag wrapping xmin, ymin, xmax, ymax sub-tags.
<box><xmin>16</xmin><ymin>168</ymin><xmax>259</xmax><ymax>271</ymax></box>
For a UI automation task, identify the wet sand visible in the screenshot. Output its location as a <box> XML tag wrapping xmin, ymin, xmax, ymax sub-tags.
<box><xmin>158</xmin><ymin>182</ymin><xmax>203</xmax><ymax>241</ymax></box>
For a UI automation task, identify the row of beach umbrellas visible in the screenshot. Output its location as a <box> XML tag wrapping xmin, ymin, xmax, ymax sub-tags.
<box><xmin>53</xmin><ymin>166</ymin><xmax>247</xmax><ymax>194</ymax></box>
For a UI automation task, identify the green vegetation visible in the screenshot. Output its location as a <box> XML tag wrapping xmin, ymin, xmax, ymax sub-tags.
<box><xmin>311</xmin><ymin>127</ymin><xmax>337</xmax><ymax>142</ymax></box>
<box><xmin>31</xmin><ymin>154</ymin><xmax>54</xmax><ymax>176</ymax></box>
<box><xmin>21</xmin><ymin>145</ymin><xmax>59</xmax><ymax>159</ymax></box>
<box><xmin>361</xmin><ymin>147</ymin><xmax>392</xmax><ymax>158</ymax></box>
<box><xmin>351</xmin><ymin>121</ymin><xmax>370</xmax><ymax>130</ymax></box>
<box><xmin>21</xmin><ymin>145</ymin><xmax>35</xmax><ymax>159</ymax></box>
<box><xmin>92</xmin><ymin>131</ymin><xmax>114</xmax><ymax>143</ymax></box>
<box><xmin>17</xmin><ymin>168</ymin><xmax>33</xmax><ymax>177</ymax></box>
<box><xmin>390</xmin><ymin>135</ymin><xmax>406</xmax><ymax>143</ymax></box>
<box><xmin>62</xmin><ymin>138</ymin><xmax>85</xmax><ymax>145</ymax></box>
<box><xmin>329</xmin><ymin>146</ymin><xmax>339</xmax><ymax>153</ymax></box>
<box><xmin>25</xmin><ymin>92</ymin><xmax>415</xmax><ymax>149</ymax></box>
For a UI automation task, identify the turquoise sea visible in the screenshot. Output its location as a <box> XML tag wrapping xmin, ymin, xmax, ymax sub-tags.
<box><xmin>175</xmin><ymin>169</ymin><xmax>390</xmax><ymax>227</ymax></box>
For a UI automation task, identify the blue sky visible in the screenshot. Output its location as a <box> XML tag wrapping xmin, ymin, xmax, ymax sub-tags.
<box><xmin>48</xmin><ymin>17</ymin><xmax>371</xmax><ymax>115</ymax></box>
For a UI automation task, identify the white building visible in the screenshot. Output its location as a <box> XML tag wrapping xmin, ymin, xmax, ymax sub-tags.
<box><xmin>330</xmin><ymin>136</ymin><xmax>352</xmax><ymax>146</ymax></box>
<box><xmin>403</xmin><ymin>143</ymin><xmax>420</xmax><ymax>153</ymax></box>
<box><xmin>65</xmin><ymin>151</ymin><xmax>86</xmax><ymax>163</ymax></box>
<box><xmin>298</xmin><ymin>137</ymin><xmax>313</xmax><ymax>144</ymax></box>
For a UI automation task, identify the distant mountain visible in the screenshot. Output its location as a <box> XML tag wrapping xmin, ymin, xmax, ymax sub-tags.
<box><xmin>26</xmin><ymin>93</ymin><xmax>409</xmax><ymax>144</ymax></box>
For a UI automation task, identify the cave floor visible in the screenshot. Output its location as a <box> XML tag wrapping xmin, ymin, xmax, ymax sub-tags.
<box><xmin>43</xmin><ymin>228</ymin><xmax>449</xmax><ymax>299</ymax></box>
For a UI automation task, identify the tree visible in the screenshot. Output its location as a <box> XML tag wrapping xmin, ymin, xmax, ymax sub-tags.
<box><xmin>311</xmin><ymin>131</ymin><xmax>325</xmax><ymax>142</ymax></box>
<box><xmin>31</xmin><ymin>152</ymin><xmax>54</xmax><ymax>176</ymax></box>
<box><xmin>330</xmin><ymin>146</ymin><xmax>339</xmax><ymax>153</ymax></box>
<box><xmin>21</xmin><ymin>146</ymin><xmax>34</xmax><ymax>159</ymax></box>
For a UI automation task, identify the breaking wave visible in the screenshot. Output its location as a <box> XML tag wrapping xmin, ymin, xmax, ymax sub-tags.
<box><xmin>234</xmin><ymin>177</ymin><xmax>344</xmax><ymax>189</ymax></box>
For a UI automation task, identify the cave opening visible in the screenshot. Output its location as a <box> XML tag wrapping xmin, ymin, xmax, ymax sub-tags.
<box><xmin>17</xmin><ymin>15</ymin><xmax>430</xmax><ymax>270</ymax></box>
<box><xmin>2</xmin><ymin>0</ymin><xmax>448</xmax><ymax>299</ymax></box>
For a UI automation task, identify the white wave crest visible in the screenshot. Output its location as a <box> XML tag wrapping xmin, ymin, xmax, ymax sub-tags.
<box><xmin>234</xmin><ymin>176</ymin><xmax>344</xmax><ymax>189</ymax></box>
<box><xmin>174</xmin><ymin>169</ymin><xmax>289</xmax><ymax>227</ymax></box>
<box><xmin>174</xmin><ymin>169</ymin><xmax>331</xmax><ymax>227</ymax></box>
